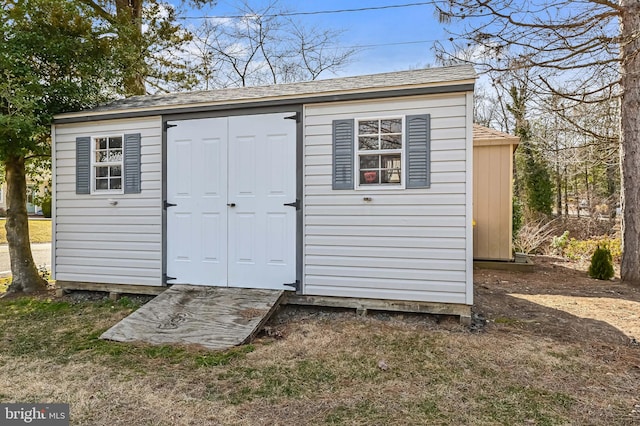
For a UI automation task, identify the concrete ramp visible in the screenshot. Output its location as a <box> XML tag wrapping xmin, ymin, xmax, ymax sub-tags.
<box><xmin>101</xmin><ymin>285</ymin><xmax>283</xmax><ymax>350</ymax></box>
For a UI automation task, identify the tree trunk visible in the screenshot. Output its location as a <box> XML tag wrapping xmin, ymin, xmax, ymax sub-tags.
<box><xmin>563</xmin><ymin>165</ymin><xmax>569</xmax><ymax>217</ymax></box>
<box><xmin>4</xmin><ymin>156</ymin><xmax>48</xmax><ymax>294</ymax></box>
<box><xmin>620</xmin><ymin>1</ymin><xmax>640</xmax><ymax>285</ymax></box>
<box><xmin>116</xmin><ymin>0</ymin><xmax>146</xmax><ymax>96</ymax></box>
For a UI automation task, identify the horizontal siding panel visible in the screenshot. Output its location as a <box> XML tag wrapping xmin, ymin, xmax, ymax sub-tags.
<box><xmin>56</xmin><ymin>208</ymin><xmax>160</xmax><ymax>217</ymax></box>
<box><xmin>432</xmin><ymin>150</ymin><xmax>466</xmax><ymax>162</ymax></box>
<box><xmin>56</xmin><ymin>240</ymin><xmax>160</xmax><ymax>251</ymax></box>
<box><xmin>56</xmin><ymin>198</ymin><xmax>161</xmax><ymax>209</ymax></box>
<box><xmin>304</xmin><ymin>214</ymin><xmax>465</xmax><ymax>227</ymax></box>
<box><xmin>304</xmin><ymin>204</ymin><xmax>465</xmax><ymax>216</ymax></box>
<box><xmin>304</xmin><ymin>193</ymin><xmax>465</xmax><ymax>206</ymax></box>
<box><xmin>306</xmin><ymin>235</ymin><xmax>465</xmax><ymax>249</ymax></box>
<box><xmin>55</xmin><ymin>273</ymin><xmax>161</xmax><ymax>286</ymax></box>
<box><xmin>303</xmin><ymin>284</ymin><xmax>467</xmax><ymax>304</ymax></box>
<box><xmin>305</xmin><ymin>266</ymin><xmax>465</xmax><ymax>283</ymax></box>
<box><xmin>57</xmin><ymin>248</ymin><xmax>160</xmax><ymax>261</ymax></box>
<box><xmin>305</xmin><ymin>225</ymin><xmax>465</xmax><ymax>238</ymax></box>
<box><xmin>56</xmin><ymin>232</ymin><xmax>161</xmax><ymax>243</ymax></box>
<box><xmin>305</xmin><ymin>245</ymin><xmax>465</xmax><ymax>260</ymax></box>
<box><xmin>56</xmin><ymin>224</ymin><xmax>160</xmax><ymax>234</ymax></box>
<box><xmin>56</xmin><ymin>264</ymin><xmax>161</xmax><ymax>278</ymax></box>
<box><xmin>57</xmin><ymin>256</ymin><xmax>161</xmax><ymax>269</ymax></box>
<box><xmin>141</xmin><ymin>180</ymin><xmax>161</xmax><ymax>190</ymax></box>
<box><xmin>56</xmin><ymin>215</ymin><xmax>160</xmax><ymax>225</ymax></box>
<box><xmin>305</xmin><ymin>255</ymin><xmax>465</xmax><ymax>271</ymax></box>
<box><xmin>305</xmin><ymin>102</ymin><xmax>465</xmax><ymax>121</ymax></box>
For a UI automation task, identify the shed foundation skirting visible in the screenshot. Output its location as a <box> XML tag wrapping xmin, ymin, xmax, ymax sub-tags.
<box><xmin>55</xmin><ymin>281</ymin><xmax>472</xmax><ymax>324</ymax></box>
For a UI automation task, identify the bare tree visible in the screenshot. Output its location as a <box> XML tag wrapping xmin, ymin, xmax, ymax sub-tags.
<box><xmin>434</xmin><ymin>0</ymin><xmax>640</xmax><ymax>284</ymax></box>
<box><xmin>186</xmin><ymin>0</ymin><xmax>356</xmax><ymax>89</ymax></box>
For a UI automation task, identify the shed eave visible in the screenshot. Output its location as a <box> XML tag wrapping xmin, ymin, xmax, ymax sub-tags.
<box><xmin>53</xmin><ymin>79</ymin><xmax>475</xmax><ymax>124</ymax></box>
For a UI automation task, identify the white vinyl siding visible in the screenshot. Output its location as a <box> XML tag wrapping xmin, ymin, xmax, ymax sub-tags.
<box><xmin>303</xmin><ymin>93</ymin><xmax>472</xmax><ymax>304</ymax></box>
<box><xmin>53</xmin><ymin>117</ymin><xmax>162</xmax><ymax>286</ymax></box>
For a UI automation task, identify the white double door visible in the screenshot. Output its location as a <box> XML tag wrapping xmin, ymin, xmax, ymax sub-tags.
<box><xmin>166</xmin><ymin>112</ymin><xmax>297</xmax><ymax>289</ymax></box>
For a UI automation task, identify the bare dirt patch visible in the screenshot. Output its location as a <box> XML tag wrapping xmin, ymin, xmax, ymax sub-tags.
<box><xmin>474</xmin><ymin>255</ymin><xmax>640</xmax><ymax>347</ymax></box>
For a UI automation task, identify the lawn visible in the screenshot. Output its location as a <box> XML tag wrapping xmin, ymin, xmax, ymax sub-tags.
<box><xmin>0</xmin><ymin>258</ymin><xmax>638</xmax><ymax>425</ymax></box>
<box><xmin>0</xmin><ymin>219</ymin><xmax>52</xmax><ymax>244</ymax></box>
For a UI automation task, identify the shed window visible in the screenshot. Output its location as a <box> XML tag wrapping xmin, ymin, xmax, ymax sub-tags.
<box><xmin>357</xmin><ymin>118</ymin><xmax>403</xmax><ymax>187</ymax></box>
<box><xmin>93</xmin><ymin>136</ymin><xmax>123</xmax><ymax>192</ymax></box>
<box><xmin>331</xmin><ymin>114</ymin><xmax>430</xmax><ymax>190</ymax></box>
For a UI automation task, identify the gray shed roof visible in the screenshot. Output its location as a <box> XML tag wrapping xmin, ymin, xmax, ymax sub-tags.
<box><xmin>55</xmin><ymin>64</ymin><xmax>476</xmax><ymax>123</ymax></box>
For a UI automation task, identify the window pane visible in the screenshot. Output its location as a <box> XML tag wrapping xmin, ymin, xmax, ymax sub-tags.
<box><xmin>382</xmin><ymin>154</ymin><xmax>401</xmax><ymax>169</ymax></box>
<box><xmin>110</xmin><ymin>178</ymin><xmax>122</xmax><ymax>190</ymax></box>
<box><xmin>358</xmin><ymin>120</ymin><xmax>378</xmax><ymax>135</ymax></box>
<box><xmin>110</xmin><ymin>165</ymin><xmax>122</xmax><ymax>177</ymax></box>
<box><xmin>95</xmin><ymin>138</ymin><xmax>107</xmax><ymax>150</ymax></box>
<box><xmin>381</xmin><ymin>119</ymin><xmax>402</xmax><ymax>134</ymax></box>
<box><xmin>108</xmin><ymin>149</ymin><xmax>123</xmax><ymax>162</ymax></box>
<box><xmin>381</xmin><ymin>135</ymin><xmax>402</xmax><ymax>150</ymax></box>
<box><xmin>95</xmin><ymin>166</ymin><xmax>108</xmax><ymax>177</ymax></box>
<box><xmin>359</xmin><ymin>136</ymin><xmax>378</xmax><ymax>150</ymax></box>
<box><xmin>359</xmin><ymin>155</ymin><xmax>380</xmax><ymax>169</ymax></box>
<box><xmin>109</xmin><ymin>137</ymin><xmax>123</xmax><ymax>149</ymax></box>
<box><xmin>360</xmin><ymin>170</ymin><xmax>379</xmax><ymax>184</ymax></box>
<box><xmin>95</xmin><ymin>179</ymin><xmax>108</xmax><ymax>190</ymax></box>
<box><xmin>95</xmin><ymin>151</ymin><xmax>108</xmax><ymax>163</ymax></box>
<box><xmin>382</xmin><ymin>169</ymin><xmax>402</xmax><ymax>184</ymax></box>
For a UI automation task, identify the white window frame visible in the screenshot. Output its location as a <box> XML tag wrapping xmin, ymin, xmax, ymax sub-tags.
<box><xmin>91</xmin><ymin>134</ymin><xmax>124</xmax><ymax>195</ymax></box>
<box><xmin>355</xmin><ymin>116</ymin><xmax>405</xmax><ymax>190</ymax></box>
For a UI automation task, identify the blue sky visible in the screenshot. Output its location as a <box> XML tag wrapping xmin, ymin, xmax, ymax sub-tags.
<box><xmin>185</xmin><ymin>0</ymin><xmax>450</xmax><ymax>77</ymax></box>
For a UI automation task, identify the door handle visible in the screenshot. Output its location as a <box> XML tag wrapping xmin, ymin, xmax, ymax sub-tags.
<box><xmin>227</xmin><ymin>203</ymin><xmax>236</xmax><ymax>207</ymax></box>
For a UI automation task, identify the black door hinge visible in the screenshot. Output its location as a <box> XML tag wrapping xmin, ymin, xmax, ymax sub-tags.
<box><xmin>164</xmin><ymin>200</ymin><xmax>177</xmax><ymax>209</ymax></box>
<box><xmin>283</xmin><ymin>199</ymin><xmax>300</xmax><ymax>210</ymax></box>
<box><xmin>283</xmin><ymin>280</ymin><xmax>300</xmax><ymax>291</ymax></box>
<box><xmin>284</xmin><ymin>112</ymin><xmax>300</xmax><ymax>122</ymax></box>
<box><xmin>164</xmin><ymin>122</ymin><xmax>177</xmax><ymax>131</ymax></box>
<box><xmin>163</xmin><ymin>273</ymin><xmax>177</xmax><ymax>283</ymax></box>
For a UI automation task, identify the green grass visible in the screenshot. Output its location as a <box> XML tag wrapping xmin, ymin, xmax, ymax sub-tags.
<box><xmin>0</xmin><ymin>219</ymin><xmax>52</xmax><ymax>244</ymax></box>
<box><xmin>0</xmin><ymin>295</ymin><xmax>254</xmax><ymax>368</ymax></box>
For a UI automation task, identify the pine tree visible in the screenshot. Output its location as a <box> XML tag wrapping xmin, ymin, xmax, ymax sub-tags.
<box><xmin>589</xmin><ymin>246</ymin><xmax>615</xmax><ymax>280</ymax></box>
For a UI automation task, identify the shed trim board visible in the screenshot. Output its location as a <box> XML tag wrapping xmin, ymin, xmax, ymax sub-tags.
<box><xmin>52</xmin><ymin>65</ymin><xmax>476</xmax><ymax>309</ymax></box>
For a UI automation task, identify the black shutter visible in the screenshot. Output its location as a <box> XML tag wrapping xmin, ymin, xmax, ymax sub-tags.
<box><xmin>76</xmin><ymin>136</ymin><xmax>91</xmax><ymax>194</ymax></box>
<box><xmin>405</xmin><ymin>114</ymin><xmax>431</xmax><ymax>189</ymax></box>
<box><xmin>123</xmin><ymin>133</ymin><xmax>142</xmax><ymax>194</ymax></box>
<box><xmin>332</xmin><ymin>119</ymin><xmax>354</xmax><ymax>190</ymax></box>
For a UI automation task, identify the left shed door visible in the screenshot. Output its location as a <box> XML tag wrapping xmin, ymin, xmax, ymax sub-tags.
<box><xmin>166</xmin><ymin>117</ymin><xmax>229</xmax><ymax>285</ymax></box>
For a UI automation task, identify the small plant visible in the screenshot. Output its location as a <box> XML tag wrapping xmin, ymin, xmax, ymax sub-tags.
<box><xmin>551</xmin><ymin>231</ymin><xmax>570</xmax><ymax>255</ymax></box>
<box><xmin>588</xmin><ymin>246</ymin><xmax>615</xmax><ymax>280</ymax></box>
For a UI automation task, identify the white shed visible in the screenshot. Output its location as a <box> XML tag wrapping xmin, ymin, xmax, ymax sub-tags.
<box><xmin>52</xmin><ymin>65</ymin><xmax>476</xmax><ymax>319</ymax></box>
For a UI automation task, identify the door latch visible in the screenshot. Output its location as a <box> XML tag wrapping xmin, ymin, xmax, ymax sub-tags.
<box><xmin>283</xmin><ymin>199</ymin><xmax>300</xmax><ymax>210</ymax></box>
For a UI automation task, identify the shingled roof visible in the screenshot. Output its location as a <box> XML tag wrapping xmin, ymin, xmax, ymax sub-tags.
<box><xmin>55</xmin><ymin>65</ymin><xmax>476</xmax><ymax>122</ymax></box>
<box><xmin>473</xmin><ymin>124</ymin><xmax>520</xmax><ymax>146</ymax></box>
